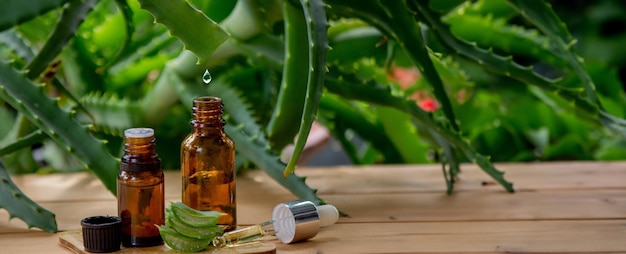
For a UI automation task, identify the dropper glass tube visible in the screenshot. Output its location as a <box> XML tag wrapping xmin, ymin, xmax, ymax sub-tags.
<box><xmin>212</xmin><ymin>220</ymin><xmax>274</xmax><ymax>247</ymax></box>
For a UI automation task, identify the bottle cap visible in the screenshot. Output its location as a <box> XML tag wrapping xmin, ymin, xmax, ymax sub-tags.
<box><xmin>80</xmin><ymin>216</ymin><xmax>121</xmax><ymax>253</ymax></box>
<box><xmin>271</xmin><ymin>200</ymin><xmax>339</xmax><ymax>244</ymax></box>
<box><xmin>124</xmin><ymin>128</ymin><xmax>154</xmax><ymax>138</ymax></box>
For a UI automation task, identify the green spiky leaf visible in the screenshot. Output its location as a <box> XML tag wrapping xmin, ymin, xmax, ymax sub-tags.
<box><xmin>138</xmin><ymin>0</ymin><xmax>229</xmax><ymax>65</ymax></box>
<box><xmin>0</xmin><ymin>0</ymin><xmax>70</xmax><ymax>32</ymax></box>
<box><xmin>283</xmin><ymin>0</ymin><xmax>330</xmax><ymax>177</ymax></box>
<box><xmin>0</xmin><ymin>162</ymin><xmax>57</xmax><ymax>232</ymax></box>
<box><xmin>0</xmin><ymin>61</ymin><xmax>119</xmax><ymax>194</ymax></box>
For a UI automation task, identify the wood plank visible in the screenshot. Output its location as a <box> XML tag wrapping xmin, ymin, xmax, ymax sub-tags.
<box><xmin>10</xmin><ymin>161</ymin><xmax>626</xmax><ymax>203</ymax></box>
<box><xmin>301</xmin><ymin>161</ymin><xmax>626</xmax><ymax>194</ymax></box>
<box><xmin>1</xmin><ymin>220</ymin><xmax>625</xmax><ymax>254</ymax></box>
<box><xmin>3</xmin><ymin>188</ymin><xmax>625</xmax><ymax>233</ymax></box>
<box><xmin>325</xmin><ymin>189</ymin><xmax>626</xmax><ymax>223</ymax></box>
<box><xmin>277</xmin><ymin>220</ymin><xmax>626</xmax><ymax>253</ymax></box>
<box><xmin>3</xmin><ymin>162</ymin><xmax>626</xmax><ymax>253</ymax></box>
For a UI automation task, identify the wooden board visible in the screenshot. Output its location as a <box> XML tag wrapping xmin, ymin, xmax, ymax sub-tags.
<box><xmin>58</xmin><ymin>230</ymin><xmax>276</xmax><ymax>254</ymax></box>
<box><xmin>2</xmin><ymin>162</ymin><xmax>626</xmax><ymax>253</ymax></box>
<box><xmin>277</xmin><ymin>220</ymin><xmax>626</xmax><ymax>253</ymax></box>
<box><xmin>12</xmin><ymin>162</ymin><xmax>626</xmax><ymax>202</ymax></box>
<box><xmin>3</xmin><ymin>188</ymin><xmax>624</xmax><ymax>233</ymax></box>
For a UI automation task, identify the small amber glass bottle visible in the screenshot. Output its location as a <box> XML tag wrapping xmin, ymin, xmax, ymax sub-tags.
<box><xmin>181</xmin><ymin>96</ymin><xmax>236</xmax><ymax>231</ymax></box>
<box><xmin>118</xmin><ymin>128</ymin><xmax>165</xmax><ymax>247</ymax></box>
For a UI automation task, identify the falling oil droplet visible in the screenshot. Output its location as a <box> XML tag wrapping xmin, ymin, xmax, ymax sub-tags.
<box><xmin>202</xmin><ymin>69</ymin><xmax>212</xmax><ymax>84</ymax></box>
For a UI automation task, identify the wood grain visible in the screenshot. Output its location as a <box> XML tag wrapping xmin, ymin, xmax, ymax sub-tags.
<box><xmin>1</xmin><ymin>161</ymin><xmax>626</xmax><ymax>253</ymax></box>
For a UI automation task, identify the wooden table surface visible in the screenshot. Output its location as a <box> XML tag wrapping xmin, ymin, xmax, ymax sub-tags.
<box><xmin>1</xmin><ymin>161</ymin><xmax>626</xmax><ymax>253</ymax></box>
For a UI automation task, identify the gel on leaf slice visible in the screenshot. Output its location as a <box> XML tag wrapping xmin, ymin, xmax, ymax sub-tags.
<box><xmin>158</xmin><ymin>225</ymin><xmax>213</xmax><ymax>252</ymax></box>
<box><xmin>170</xmin><ymin>202</ymin><xmax>222</xmax><ymax>227</ymax></box>
<box><xmin>167</xmin><ymin>213</ymin><xmax>224</xmax><ymax>240</ymax></box>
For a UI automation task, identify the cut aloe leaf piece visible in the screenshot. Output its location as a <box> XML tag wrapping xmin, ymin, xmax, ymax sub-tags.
<box><xmin>167</xmin><ymin>214</ymin><xmax>224</xmax><ymax>240</ymax></box>
<box><xmin>165</xmin><ymin>207</ymin><xmax>173</xmax><ymax>219</ymax></box>
<box><xmin>158</xmin><ymin>225</ymin><xmax>212</xmax><ymax>252</ymax></box>
<box><xmin>170</xmin><ymin>202</ymin><xmax>222</xmax><ymax>227</ymax></box>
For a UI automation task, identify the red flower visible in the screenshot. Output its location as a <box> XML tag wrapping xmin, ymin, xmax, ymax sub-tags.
<box><xmin>388</xmin><ymin>66</ymin><xmax>439</xmax><ymax>112</ymax></box>
<box><xmin>418</xmin><ymin>98</ymin><xmax>439</xmax><ymax>112</ymax></box>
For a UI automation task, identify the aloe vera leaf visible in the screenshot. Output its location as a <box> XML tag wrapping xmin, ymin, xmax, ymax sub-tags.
<box><xmin>328</xmin><ymin>123</ymin><xmax>361</xmax><ymax>164</ymax></box>
<box><xmin>266</xmin><ymin>1</ymin><xmax>309</xmax><ymax>150</ymax></box>
<box><xmin>327</xmin><ymin>18</ymin><xmax>369</xmax><ymax>39</ymax></box>
<box><xmin>170</xmin><ymin>202</ymin><xmax>221</xmax><ymax>227</ymax></box>
<box><xmin>428</xmin><ymin>51</ymin><xmax>475</xmax><ymax>96</ymax></box>
<box><xmin>228</xmin><ymin>122</ymin><xmax>323</xmax><ymax>204</ymax></box>
<box><xmin>231</xmin><ymin>33</ymin><xmax>284</xmax><ymax>71</ymax></box>
<box><xmin>256</xmin><ymin>0</ymin><xmax>283</xmax><ymax>32</ymax></box>
<box><xmin>61</xmin><ymin>36</ymin><xmax>104</xmax><ymax>92</ymax></box>
<box><xmin>168</xmin><ymin>67</ymin><xmax>323</xmax><ymax>204</ymax></box>
<box><xmin>16</xmin><ymin>0</ymin><xmax>99</xmax><ymax>123</ymax></box>
<box><xmin>506</xmin><ymin>0</ymin><xmax>601</xmax><ymax>107</ymax></box>
<box><xmin>109</xmin><ymin>32</ymin><xmax>179</xmax><ymax>74</ymax></box>
<box><xmin>330</xmin><ymin>5</ymin><xmax>466</xmax><ymax>142</ymax></box>
<box><xmin>325</xmin><ymin>72</ymin><xmax>514</xmax><ymax>192</ymax></box>
<box><xmin>189</xmin><ymin>0</ymin><xmax>235</xmax><ymax>23</ymax></box>
<box><xmin>283</xmin><ymin>0</ymin><xmax>329</xmax><ymax>177</ymax></box>
<box><xmin>0</xmin><ymin>162</ymin><xmax>57</xmax><ymax>232</ymax></box>
<box><xmin>0</xmin><ymin>26</ymin><xmax>93</xmax><ymax>122</ymax></box>
<box><xmin>325</xmin><ymin>0</ymin><xmax>389</xmax><ymax>27</ymax></box>
<box><xmin>219</xmin><ymin>0</ymin><xmax>263</xmax><ymax>40</ymax></box>
<box><xmin>375</xmin><ymin>106</ymin><xmax>429</xmax><ymax>163</ymax></box>
<box><xmin>136</xmin><ymin>48</ymin><xmax>201</xmax><ymax>127</ymax></box>
<box><xmin>158</xmin><ymin>225</ymin><xmax>212</xmax><ymax>252</ymax></box>
<box><xmin>169</xmin><ymin>62</ymin><xmax>270</xmax><ymax>149</ymax></box>
<box><xmin>421</xmin><ymin>1</ymin><xmax>626</xmax><ymax>138</ymax></box>
<box><xmin>427</xmin><ymin>127</ymin><xmax>460</xmax><ymax>194</ymax></box>
<box><xmin>443</xmin><ymin>14</ymin><xmax>567</xmax><ymax>68</ymax></box>
<box><xmin>412</xmin><ymin>1</ymin><xmax>600</xmax><ymax>117</ymax></box>
<box><xmin>138</xmin><ymin>0</ymin><xmax>229</xmax><ymax>65</ymax></box>
<box><xmin>25</xmin><ymin>0</ymin><xmax>97</xmax><ymax>80</ymax></box>
<box><xmin>0</xmin><ymin>115</ymin><xmax>40</xmax><ymax>174</ymax></box>
<box><xmin>458</xmin><ymin>0</ymin><xmax>517</xmax><ymax>20</ymax></box>
<box><xmin>378</xmin><ymin>0</ymin><xmax>460</xmax><ymax>131</ymax></box>
<box><xmin>79</xmin><ymin>92</ymin><xmax>142</xmax><ymax>136</ymax></box>
<box><xmin>328</xmin><ymin>26</ymin><xmax>387</xmax><ymax>65</ymax></box>
<box><xmin>0</xmin><ymin>61</ymin><xmax>119</xmax><ymax>194</ymax></box>
<box><xmin>0</xmin><ymin>0</ymin><xmax>70</xmax><ymax>32</ymax></box>
<box><xmin>318</xmin><ymin>93</ymin><xmax>404</xmax><ymax>163</ymax></box>
<box><xmin>220</xmin><ymin>0</ymin><xmax>281</xmax><ymax>41</ymax></box>
<box><xmin>109</xmin><ymin>54</ymin><xmax>170</xmax><ymax>87</ymax></box>
<box><xmin>208</xmin><ymin>74</ymin><xmax>272</xmax><ymax>148</ymax></box>
<box><xmin>328</xmin><ymin>0</ymin><xmax>459</xmax><ymax>132</ymax></box>
<box><xmin>429</xmin><ymin>0</ymin><xmax>466</xmax><ymax>13</ymax></box>
<box><xmin>99</xmin><ymin>0</ymin><xmax>135</xmax><ymax>71</ymax></box>
<box><xmin>0</xmin><ymin>130</ymin><xmax>45</xmax><ymax>156</ymax></box>
<box><xmin>0</xmin><ymin>30</ymin><xmax>35</xmax><ymax>61</ymax></box>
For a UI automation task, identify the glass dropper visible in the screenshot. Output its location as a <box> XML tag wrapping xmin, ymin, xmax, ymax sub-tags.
<box><xmin>213</xmin><ymin>201</ymin><xmax>339</xmax><ymax>247</ymax></box>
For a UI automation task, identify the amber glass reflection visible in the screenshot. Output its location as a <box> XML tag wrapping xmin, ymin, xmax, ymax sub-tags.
<box><xmin>118</xmin><ymin>128</ymin><xmax>164</xmax><ymax>247</ymax></box>
<box><xmin>181</xmin><ymin>97</ymin><xmax>236</xmax><ymax>231</ymax></box>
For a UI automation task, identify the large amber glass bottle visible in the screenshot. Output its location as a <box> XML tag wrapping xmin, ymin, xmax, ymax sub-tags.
<box><xmin>181</xmin><ymin>96</ymin><xmax>236</xmax><ymax>231</ymax></box>
<box><xmin>118</xmin><ymin>128</ymin><xmax>164</xmax><ymax>247</ymax></box>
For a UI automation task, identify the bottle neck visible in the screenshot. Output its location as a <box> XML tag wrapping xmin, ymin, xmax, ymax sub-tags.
<box><xmin>121</xmin><ymin>129</ymin><xmax>160</xmax><ymax>169</ymax></box>
<box><xmin>191</xmin><ymin>96</ymin><xmax>225</xmax><ymax>135</ymax></box>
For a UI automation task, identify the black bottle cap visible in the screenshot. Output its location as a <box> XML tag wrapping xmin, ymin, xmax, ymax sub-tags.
<box><xmin>81</xmin><ymin>216</ymin><xmax>122</xmax><ymax>253</ymax></box>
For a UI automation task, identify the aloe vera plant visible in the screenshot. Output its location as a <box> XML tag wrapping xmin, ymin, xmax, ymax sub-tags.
<box><xmin>2</xmin><ymin>0</ymin><xmax>626</xmax><ymax>232</ymax></box>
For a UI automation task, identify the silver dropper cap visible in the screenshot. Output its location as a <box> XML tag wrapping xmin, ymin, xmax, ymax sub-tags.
<box><xmin>272</xmin><ymin>200</ymin><xmax>338</xmax><ymax>244</ymax></box>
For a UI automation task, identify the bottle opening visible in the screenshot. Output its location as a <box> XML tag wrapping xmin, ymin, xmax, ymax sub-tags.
<box><xmin>124</xmin><ymin>128</ymin><xmax>154</xmax><ymax>138</ymax></box>
<box><xmin>195</xmin><ymin>96</ymin><xmax>222</xmax><ymax>103</ymax></box>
